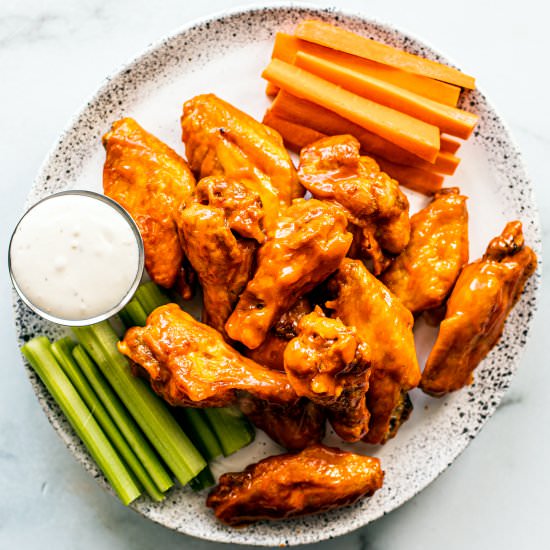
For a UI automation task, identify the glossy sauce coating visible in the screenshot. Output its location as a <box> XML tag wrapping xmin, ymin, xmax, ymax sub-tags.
<box><xmin>181</xmin><ymin>94</ymin><xmax>303</xmax><ymax>226</ymax></box>
<box><xmin>284</xmin><ymin>308</ymin><xmax>371</xmax><ymax>441</ymax></box>
<box><xmin>118</xmin><ymin>304</ymin><xmax>297</xmax><ymax>407</ymax></box>
<box><xmin>421</xmin><ymin>221</ymin><xmax>537</xmax><ymax>396</ymax></box>
<box><xmin>207</xmin><ymin>444</ymin><xmax>384</xmax><ymax>526</ymax></box>
<box><xmin>326</xmin><ymin>259</ymin><xmax>420</xmax><ymax>444</ymax></box>
<box><xmin>244</xmin><ymin>297</ymin><xmax>312</xmax><ymax>371</ymax></box>
<box><xmin>102</xmin><ymin>117</ymin><xmax>195</xmax><ymax>290</ymax></box>
<box><xmin>225</xmin><ymin>199</ymin><xmax>352</xmax><ymax>349</ymax></box>
<box><xmin>381</xmin><ymin>187</ymin><xmax>469</xmax><ymax>314</ymax></box>
<box><xmin>297</xmin><ymin>134</ymin><xmax>410</xmax><ymax>274</ymax></box>
<box><xmin>178</xmin><ymin>176</ymin><xmax>264</xmax><ymax>336</ymax></box>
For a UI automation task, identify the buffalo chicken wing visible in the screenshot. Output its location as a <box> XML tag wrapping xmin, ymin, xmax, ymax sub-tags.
<box><xmin>421</xmin><ymin>221</ymin><xmax>537</xmax><ymax>396</ymax></box>
<box><xmin>181</xmin><ymin>94</ymin><xmax>303</xmax><ymax>226</ymax></box>
<box><xmin>225</xmin><ymin>199</ymin><xmax>352</xmax><ymax>349</ymax></box>
<box><xmin>284</xmin><ymin>308</ymin><xmax>371</xmax><ymax>442</ymax></box>
<box><xmin>326</xmin><ymin>259</ymin><xmax>420</xmax><ymax>444</ymax></box>
<box><xmin>381</xmin><ymin>187</ymin><xmax>469</xmax><ymax>314</ymax></box>
<box><xmin>207</xmin><ymin>444</ymin><xmax>384</xmax><ymax>526</ymax></box>
<box><xmin>297</xmin><ymin>135</ymin><xmax>410</xmax><ymax>274</ymax></box>
<box><xmin>178</xmin><ymin>176</ymin><xmax>264</xmax><ymax>335</ymax></box>
<box><xmin>103</xmin><ymin>118</ymin><xmax>195</xmax><ymax>290</ymax></box>
<box><xmin>118</xmin><ymin>304</ymin><xmax>297</xmax><ymax>407</ymax></box>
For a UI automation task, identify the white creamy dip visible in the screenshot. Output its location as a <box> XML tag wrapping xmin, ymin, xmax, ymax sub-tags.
<box><xmin>10</xmin><ymin>193</ymin><xmax>142</xmax><ymax>322</ymax></box>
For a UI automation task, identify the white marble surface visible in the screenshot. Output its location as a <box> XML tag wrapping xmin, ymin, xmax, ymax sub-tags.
<box><xmin>0</xmin><ymin>0</ymin><xmax>548</xmax><ymax>548</ymax></box>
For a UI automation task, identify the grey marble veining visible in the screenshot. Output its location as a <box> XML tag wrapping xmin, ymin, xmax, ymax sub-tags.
<box><xmin>1</xmin><ymin>0</ymin><xmax>548</xmax><ymax>549</ymax></box>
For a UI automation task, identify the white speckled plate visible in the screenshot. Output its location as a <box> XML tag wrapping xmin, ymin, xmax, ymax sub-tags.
<box><xmin>13</xmin><ymin>4</ymin><xmax>542</xmax><ymax>547</ymax></box>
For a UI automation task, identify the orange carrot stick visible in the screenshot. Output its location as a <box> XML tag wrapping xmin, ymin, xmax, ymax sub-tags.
<box><xmin>269</xmin><ymin>91</ymin><xmax>458</xmax><ymax>174</ymax></box>
<box><xmin>432</xmin><ymin>151</ymin><xmax>460</xmax><ymax>176</ymax></box>
<box><xmin>272</xmin><ymin>32</ymin><xmax>299</xmax><ymax>63</ymax></box>
<box><xmin>262</xmin><ymin>111</ymin><xmax>326</xmax><ymax>153</ymax></box>
<box><xmin>295</xmin><ymin>20</ymin><xmax>476</xmax><ymax>89</ymax></box>
<box><xmin>262</xmin><ymin>59</ymin><xmax>440</xmax><ymax>162</ymax></box>
<box><xmin>440</xmin><ymin>134</ymin><xmax>462</xmax><ymax>154</ymax></box>
<box><xmin>373</xmin><ymin>156</ymin><xmax>444</xmax><ymax>195</ymax></box>
<box><xmin>294</xmin><ymin>51</ymin><xmax>478</xmax><ymax>139</ymax></box>
<box><xmin>270</xmin><ymin>89</ymin><xmax>429</xmax><ymax>167</ymax></box>
<box><xmin>271</xmin><ymin>33</ymin><xmax>460</xmax><ymax>106</ymax></box>
<box><xmin>265</xmin><ymin>82</ymin><xmax>279</xmax><ymax>96</ymax></box>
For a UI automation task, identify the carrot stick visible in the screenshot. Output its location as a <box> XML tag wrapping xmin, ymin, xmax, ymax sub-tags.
<box><xmin>262</xmin><ymin>59</ymin><xmax>440</xmax><ymax>162</ymax></box>
<box><xmin>270</xmin><ymin>91</ymin><xmax>393</xmax><ymax>155</ymax></box>
<box><xmin>440</xmin><ymin>134</ymin><xmax>462</xmax><ymax>154</ymax></box>
<box><xmin>270</xmin><ymin>91</ymin><xmax>421</xmax><ymax>166</ymax></box>
<box><xmin>271</xmin><ymin>33</ymin><xmax>460</xmax><ymax>106</ymax></box>
<box><xmin>269</xmin><ymin>91</ymin><xmax>458</xmax><ymax>174</ymax></box>
<box><xmin>272</xmin><ymin>32</ymin><xmax>299</xmax><ymax>63</ymax></box>
<box><xmin>373</xmin><ymin>156</ymin><xmax>444</xmax><ymax>195</ymax></box>
<box><xmin>262</xmin><ymin>111</ymin><xmax>326</xmax><ymax>153</ymax></box>
<box><xmin>294</xmin><ymin>51</ymin><xmax>478</xmax><ymax>139</ymax></box>
<box><xmin>295</xmin><ymin>20</ymin><xmax>476</xmax><ymax>89</ymax></box>
<box><xmin>265</xmin><ymin>82</ymin><xmax>279</xmax><ymax>96</ymax></box>
<box><xmin>432</xmin><ymin>151</ymin><xmax>460</xmax><ymax>176</ymax></box>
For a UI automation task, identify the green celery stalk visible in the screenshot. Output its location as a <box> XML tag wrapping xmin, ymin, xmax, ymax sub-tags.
<box><xmin>72</xmin><ymin>345</ymin><xmax>172</xmax><ymax>493</ymax></box>
<box><xmin>22</xmin><ymin>337</ymin><xmax>141</xmax><ymax>505</ymax></box>
<box><xmin>134</xmin><ymin>282</ymin><xmax>170</xmax><ymax>315</ymax></box>
<box><xmin>178</xmin><ymin>408</ymin><xmax>223</xmax><ymax>462</ymax></box>
<box><xmin>72</xmin><ymin>322</ymin><xmax>206</xmax><ymax>486</ymax></box>
<box><xmin>188</xmin><ymin>465</ymin><xmax>215</xmax><ymax>492</ymax></box>
<box><xmin>120</xmin><ymin>297</ymin><xmax>148</xmax><ymax>327</ymax></box>
<box><xmin>117</xmin><ymin>309</ymin><xmax>133</xmax><ymax>329</ymax></box>
<box><xmin>51</xmin><ymin>339</ymin><xmax>168</xmax><ymax>501</ymax></box>
<box><xmin>204</xmin><ymin>406</ymin><xmax>255</xmax><ymax>457</ymax></box>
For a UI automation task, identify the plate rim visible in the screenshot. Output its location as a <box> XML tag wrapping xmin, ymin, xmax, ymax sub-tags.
<box><xmin>13</xmin><ymin>2</ymin><xmax>542</xmax><ymax>546</ymax></box>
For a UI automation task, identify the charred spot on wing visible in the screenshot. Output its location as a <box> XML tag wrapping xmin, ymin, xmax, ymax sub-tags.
<box><xmin>387</xmin><ymin>391</ymin><xmax>413</xmax><ymax>440</ymax></box>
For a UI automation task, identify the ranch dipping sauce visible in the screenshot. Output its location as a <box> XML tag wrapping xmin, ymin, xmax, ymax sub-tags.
<box><xmin>9</xmin><ymin>191</ymin><xmax>143</xmax><ymax>324</ymax></box>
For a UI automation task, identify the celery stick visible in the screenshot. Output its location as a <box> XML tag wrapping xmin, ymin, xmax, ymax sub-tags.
<box><xmin>72</xmin><ymin>345</ymin><xmax>172</xmax><ymax>494</ymax></box>
<box><xmin>22</xmin><ymin>337</ymin><xmax>141</xmax><ymax>505</ymax></box>
<box><xmin>188</xmin><ymin>465</ymin><xmax>215</xmax><ymax>492</ymax></box>
<box><xmin>52</xmin><ymin>340</ymin><xmax>167</xmax><ymax>501</ymax></box>
<box><xmin>117</xmin><ymin>309</ymin><xmax>133</xmax><ymax>329</ymax></box>
<box><xmin>177</xmin><ymin>408</ymin><xmax>223</xmax><ymax>462</ymax></box>
<box><xmin>204</xmin><ymin>406</ymin><xmax>255</xmax><ymax>457</ymax></box>
<box><xmin>72</xmin><ymin>322</ymin><xmax>205</xmax><ymax>485</ymax></box>
<box><xmin>121</xmin><ymin>297</ymin><xmax>148</xmax><ymax>327</ymax></box>
<box><xmin>52</xmin><ymin>338</ymin><xmax>142</xmax><ymax>494</ymax></box>
<box><xmin>134</xmin><ymin>281</ymin><xmax>170</xmax><ymax>314</ymax></box>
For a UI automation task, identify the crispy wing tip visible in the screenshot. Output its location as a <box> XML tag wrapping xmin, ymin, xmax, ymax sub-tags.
<box><xmin>484</xmin><ymin>220</ymin><xmax>524</xmax><ymax>260</ymax></box>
